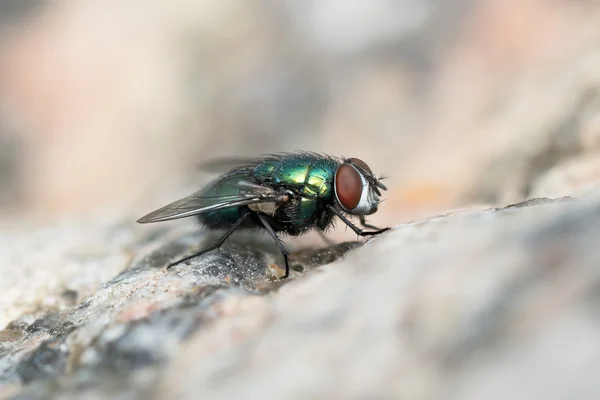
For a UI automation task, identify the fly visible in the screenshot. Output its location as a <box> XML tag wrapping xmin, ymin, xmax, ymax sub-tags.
<box><xmin>137</xmin><ymin>152</ymin><xmax>390</xmax><ymax>278</ymax></box>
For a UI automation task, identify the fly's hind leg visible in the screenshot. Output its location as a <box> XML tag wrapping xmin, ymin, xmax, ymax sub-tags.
<box><xmin>167</xmin><ymin>213</ymin><xmax>249</xmax><ymax>269</ymax></box>
<box><xmin>257</xmin><ymin>214</ymin><xmax>290</xmax><ymax>279</ymax></box>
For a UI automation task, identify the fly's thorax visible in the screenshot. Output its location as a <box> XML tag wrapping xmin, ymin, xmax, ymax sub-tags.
<box><xmin>334</xmin><ymin>158</ymin><xmax>384</xmax><ymax>215</ymax></box>
<box><xmin>296</xmin><ymin>197</ymin><xmax>319</xmax><ymax>222</ymax></box>
<box><xmin>252</xmin><ymin>156</ymin><xmax>337</xmax><ymax>200</ymax></box>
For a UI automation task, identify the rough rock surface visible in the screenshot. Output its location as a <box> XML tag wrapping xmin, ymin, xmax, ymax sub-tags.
<box><xmin>2</xmin><ymin>192</ymin><xmax>600</xmax><ymax>399</ymax></box>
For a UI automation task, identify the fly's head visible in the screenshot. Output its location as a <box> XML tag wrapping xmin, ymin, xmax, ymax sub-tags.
<box><xmin>334</xmin><ymin>157</ymin><xmax>387</xmax><ymax>216</ymax></box>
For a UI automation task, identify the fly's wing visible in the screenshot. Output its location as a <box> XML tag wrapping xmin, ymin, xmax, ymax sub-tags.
<box><xmin>198</xmin><ymin>157</ymin><xmax>257</xmax><ymax>173</ymax></box>
<box><xmin>137</xmin><ymin>172</ymin><xmax>285</xmax><ymax>224</ymax></box>
<box><xmin>197</xmin><ymin>153</ymin><xmax>290</xmax><ymax>173</ymax></box>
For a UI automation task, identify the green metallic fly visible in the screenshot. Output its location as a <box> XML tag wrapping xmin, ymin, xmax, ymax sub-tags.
<box><xmin>137</xmin><ymin>152</ymin><xmax>389</xmax><ymax>278</ymax></box>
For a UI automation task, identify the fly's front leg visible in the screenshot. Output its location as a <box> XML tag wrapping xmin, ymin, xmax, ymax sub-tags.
<box><xmin>359</xmin><ymin>215</ymin><xmax>386</xmax><ymax>231</ymax></box>
<box><xmin>327</xmin><ymin>205</ymin><xmax>390</xmax><ymax>236</ymax></box>
<box><xmin>315</xmin><ymin>208</ymin><xmax>336</xmax><ymax>246</ymax></box>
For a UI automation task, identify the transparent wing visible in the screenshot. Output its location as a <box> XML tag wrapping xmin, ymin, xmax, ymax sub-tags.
<box><xmin>137</xmin><ymin>178</ymin><xmax>285</xmax><ymax>224</ymax></box>
<box><xmin>197</xmin><ymin>157</ymin><xmax>257</xmax><ymax>173</ymax></box>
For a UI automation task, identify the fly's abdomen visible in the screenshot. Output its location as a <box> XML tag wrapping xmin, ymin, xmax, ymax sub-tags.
<box><xmin>197</xmin><ymin>173</ymin><xmax>247</xmax><ymax>227</ymax></box>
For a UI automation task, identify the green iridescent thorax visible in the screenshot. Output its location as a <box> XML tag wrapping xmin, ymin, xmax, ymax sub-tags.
<box><xmin>296</xmin><ymin>197</ymin><xmax>318</xmax><ymax>222</ymax></box>
<box><xmin>253</xmin><ymin>155</ymin><xmax>338</xmax><ymax>199</ymax></box>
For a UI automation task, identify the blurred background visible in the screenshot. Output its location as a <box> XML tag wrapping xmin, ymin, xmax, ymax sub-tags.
<box><xmin>2</xmin><ymin>0</ymin><xmax>600</xmax><ymax>229</ymax></box>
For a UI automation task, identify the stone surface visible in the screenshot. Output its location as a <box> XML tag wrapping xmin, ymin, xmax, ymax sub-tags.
<box><xmin>2</xmin><ymin>193</ymin><xmax>600</xmax><ymax>398</ymax></box>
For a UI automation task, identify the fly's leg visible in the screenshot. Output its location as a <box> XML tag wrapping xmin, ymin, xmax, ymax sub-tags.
<box><xmin>257</xmin><ymin>214</ymin><xmax>290</xmax><ymax>279</ymax></box>
<box><xmin>359</xmin><ymin>215</ymin><xmax>385</xmax><ymax>231</ymax></box>
<box><xmin>167</xmin><ymin>213</ymin><xmax>248</xmax><ymax>269</ymax></box>
<box><xmin>327</xmin><ymin>205</ymin><xmax>390</xmax><ymax>236</ymax></box>
<box><xmin>317</xmin><ymin>230</ymin><xmax>336</xmax><ymax>246</ymax></box>
<box><xmin>315</xmin><ymin>208</ymin><xmax>335</xmax><ymax>245</ymax></box>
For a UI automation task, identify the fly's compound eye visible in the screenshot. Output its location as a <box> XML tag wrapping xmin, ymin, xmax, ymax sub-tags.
<box><xmin>335</xmin><ymin>164</ymin><xmax>363</xmax><ymax>210</ymax></box>
<box><xmin>347</xmin><ymin>157</ymin><xmax>372</xmax><ymax>175</ymax></box>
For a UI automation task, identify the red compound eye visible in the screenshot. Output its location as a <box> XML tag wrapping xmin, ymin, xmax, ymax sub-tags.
<box><xmin>335</xmin><ymin>164</ymin><xmax>363</xmax><ymax>210</ymax></box>
<box><xmin>347</xmin><ymin>157</ymin><xmax>372</xmax><ymax>175</ymax></box>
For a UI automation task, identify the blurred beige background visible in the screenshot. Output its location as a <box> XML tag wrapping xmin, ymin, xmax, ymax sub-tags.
<box><xmin>1</xmin><ymin>0</ymin><xmax>600</xmax><ymax>228</ymax></box>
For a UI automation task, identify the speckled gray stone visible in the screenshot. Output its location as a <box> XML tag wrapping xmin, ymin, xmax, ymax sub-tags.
<box><xmin>2</xmin><ymin>194</ymin><xmax>600</xmax><ymax>399</ymax></box>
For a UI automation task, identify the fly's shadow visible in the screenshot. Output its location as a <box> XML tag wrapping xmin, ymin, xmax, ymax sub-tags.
<box><xmin>135</xmin><ymin>228</ymin><xmax>362</xmax><ymax>285</ymax></box>
<box><xmin>137</xmin><ymin>229</ymin><xmax>286</xmax><ymax>274</ymax></box>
